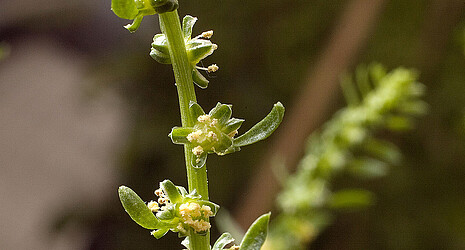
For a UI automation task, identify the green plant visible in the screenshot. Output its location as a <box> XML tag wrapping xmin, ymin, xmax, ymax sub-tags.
<box><xmin>110</xmin><ymin>0</ymin><xmax>284</xmax><ymax>249</ymax></box>
<box><xmin>263</xmin><ymin>64</ymin><xmax>427</xmax><ymax>250</ymax></box>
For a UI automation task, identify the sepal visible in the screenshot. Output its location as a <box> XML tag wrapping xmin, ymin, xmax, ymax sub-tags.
<box><xmin>192</xmin><ymin>68</ymin><xmax>209</xmax><ymax>89</ymax></box>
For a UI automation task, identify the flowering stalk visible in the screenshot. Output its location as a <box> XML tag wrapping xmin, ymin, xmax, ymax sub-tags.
<box><xmin>158</xmin><ymin>10</ymin><xmax>210</xmax><ymax>249</ymax></box>
<box><xmin>111</xmin><ymin>0</ymin><xmax>284</xmax><ymax>249</ymax></box>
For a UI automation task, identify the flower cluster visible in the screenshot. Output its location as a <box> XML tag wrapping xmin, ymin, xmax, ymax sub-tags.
<box><xmin>118</xmin><ymin>179</ymin><xmax>219</xmax><ymax>239</ymax></box>
<box><xmin>169</xmin><ymin>101</ymin><xmax>285</xmax><ymax>168</ymax></box>
<box><xmin>151</xmin><ymin>15</ymin><xmax>218</xmax><ymax>89</ymax></box>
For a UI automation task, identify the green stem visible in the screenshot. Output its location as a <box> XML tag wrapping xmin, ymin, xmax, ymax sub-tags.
<box><xmin>158</xmin><ymin>10</ymin><xmax>210</xmax><ymax>250</ymax></box>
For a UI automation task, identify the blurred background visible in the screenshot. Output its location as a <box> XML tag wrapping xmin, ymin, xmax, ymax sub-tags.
<box><xmin>1</xmin><ymin>0</ymin><xmax>465</xmax><ymax>249</ymax></box>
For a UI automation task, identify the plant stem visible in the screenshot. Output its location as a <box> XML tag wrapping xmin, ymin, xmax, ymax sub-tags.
<box><xmin>158</xmin><ymin>10</ymin><xmax>210</xmax><ymax>250</ymax></box>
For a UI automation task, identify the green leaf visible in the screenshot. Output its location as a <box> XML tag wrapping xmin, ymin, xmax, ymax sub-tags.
<box><xmin>124</xmin><ymin>15</ymin><xmax>144</xmax><ymax>33</ymax></box>
<box><xmin>118</xmin><ymin>186</ymin><xmax>159</xmax><ymax>229</ymax></box>
<box><xmin>213</xmin><ymin>232</ymin><xmax>235</xmax><ymax>250</ymax></box>
<box><xmin>240</xmin><ymin>213</ymin><xmax>271</xmax><ymax>250</ymax></box>
<box><xmin>363</xmin><ymin>138</ymin><xmax>401</xmax><ymax>165</ymax></box>
<box><xmin>192</xmin><ymin>68</ymin><xmax>209</xmax><ymax>89</ymax></box>
<box><xmin>111</xmin><ymin>0</ymin><xmax>139</xmax><ymax>19</ymax></box>
<box><xmin>151</xmin><ymin>228</ymin><xmax>169</xmax><ymax>239</ymax></box>
<box><xmin>340</xmin><ymin>74</ymin><xmax>359</xmax><ymax>106</ymax></box>
<box><xmin>234</xmin><ymin>102</ymin><xmax>285</xmax><ymax>147</ymax></box>
<box><xmin>328</xmin><ymin>189</ymin><xmax>374</xmax><ymax>210</ymax></box>
<box><xmin>209</xmin><ymin>103</ymin><xmax>232</xmax><ymax>126</ymax></box>
<box><xmin>348</xmin><ymin>157</ymin><xmax>389</xmax><ymax>179</ymax></box>
<box><xmin>169</xmin><ymin>127</ymin><xmax>194</xmax><ymax>144</ymax></box>
<box><xmin>182</xmin><ymin>15</ymin><xmax>198</xmax><ymax>40</ymax></box>
<box><xmin>189</xmin><ymin>101</ymin><xmax>206</xmax><ymax>120</ymax></box>
<box><xmin>160</xmin><ymin>180</ymin><xmax>183</xmax><ymax>203</ymax></box>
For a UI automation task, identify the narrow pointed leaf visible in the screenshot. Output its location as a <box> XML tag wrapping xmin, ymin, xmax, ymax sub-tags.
<box><xmin>385</xmin><ymin>115</ymin><xmax>414</xmax><ymax>131</ymax></box>
<box><xmin>340</xmin><ymin>74</ymin><xmax>359</xmax><ymax>106</ymax></box>
<box><xmin>213</xmin><ymin>232</ymin><xmax>235</xmax><ymax>250</ymax></box>
<box><xmin>118</xmin><ymin>186</ymin><xmax>159</xmax><ymax>229</ymax></box>
<box><xmin>160</xmin><ymin>180</ymin><xmax>183</xmax><ymax>203</ymax></box>
<box><xmin>182</xmin><ymin>15</ymin><xmax>197</xmax><ymax>39</ymax></box>
<box><xmin>151</xmin><ymin>228</ymin><xmax>169</xmax><ymax>239</ymax></box>
<box><xmin>189</xmin><ymin>101</ymin><xmax>205</xmax><ymax>120</ymax></box>
<box><xmin>355</xmin><ymin>65</ymin><xmax>371</xmax><ymax>98</ymax></box>
<box><xmin>111</xmin><ymin>0</ymin><xmax>139</xmax><ymax>19</ymax></box>
<box><xmin>169</xmin><ymin>127</ymin><xmax>194</xmax><ymax>144</ymax></box>
<box><xmin>124</xmin><ymin>15</ymin><xmax>143</xmax><ymax>33</ymax></box>
<box><xmin>192</xmin><ymin>68</ymin><xmax>209</xmax><ymax>89</ymax></box>
<box><xmin>209</xmin><ymin>103</ymin><xmax>232</xmax><ymax>126</ymax></box>
<box><xmin>363</xmin><ymin>138</ymin><xmax>401</xmax><ymax>165</ymax></box>
<box><xmin>348</xmin><ymin>157</ymin><xmax>389</xmax><ymax>179</ymax></box>
<box><xmin>240</xmin><ymin>213</ymin><xmax>271</xmax><ymax>250</ymax></box>
<box><xmin>234</xmin><ymin>102</ymin><xmax>285</xmax><ymax>147</ymax></box>
<box><xmin>328</xmin><ymin>189</ymin><xmax>374</xmax><ymax>210</ymax></box>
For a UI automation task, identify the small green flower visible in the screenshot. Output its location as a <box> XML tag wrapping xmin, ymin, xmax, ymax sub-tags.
<box><xmin>169</xmin><ymin>101</ymin><xmax>285</xmax><ymax>168</ymax></box>
<box><xmin>111</xmin><ymin>0</ymin><xmax>179</xmax><ymax>32</ymax></box>
<box><xmin>151</xmin><ymin>15</ymin><xmax>218</xmax><ymax>88</ymax></box>
<box><xmin>118</xmin><ymin>180</ymin><xmax>219</xmax><ymax>239</ymax></box>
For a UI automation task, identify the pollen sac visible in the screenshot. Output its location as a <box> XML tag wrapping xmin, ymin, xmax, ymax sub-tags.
<box><xmin>169</xmin><ymin>102</ymin><xmax>244</xmax><ymax>168</ymax></box>
<box><xmin>111</xmin><ymin>0</ymin><xmax>178</xmax><ymax>32</ymax></box>
<box><xmin>150</xmin><ymin>15</ymin><xmax>218</xmax><ymax>89</ymax></box>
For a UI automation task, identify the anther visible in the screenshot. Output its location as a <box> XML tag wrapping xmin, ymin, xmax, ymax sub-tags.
<box><xmin>207</xmin><ymin>64</ymin><xmax>219</xmax><ymax>73</ymax></box>
<box><xmin>147</xmin><ymin>201</ymin><xmax>159</xmax><ymax>212</ymax></box>
<box><xmin>201</xmin><ymin>30</ymin><xmax>213</xmax><ymax>39</ymax></box>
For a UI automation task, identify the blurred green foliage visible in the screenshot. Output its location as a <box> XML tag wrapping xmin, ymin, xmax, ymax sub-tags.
<box><xmin>265</xmin><ymin>64</ymin><xmax>426</xmax><ymax>250</ymax></box>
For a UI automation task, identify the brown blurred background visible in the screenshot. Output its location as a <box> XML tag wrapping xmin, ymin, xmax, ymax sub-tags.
<box><xmin>1</xmin><ymin>0</ymin><xmax>465</xmax><ymax>249</ymax></box>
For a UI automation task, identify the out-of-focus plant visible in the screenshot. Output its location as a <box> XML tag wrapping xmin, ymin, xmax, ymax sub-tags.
<box><xmin>263</xmin><ymin>64</ymin><xmax>427</xmax><ymax>250</ymax></box>
<box><xmin>110</xmin><ymin>0</ymin><xmax>284</xmax><ymax>249</ymax></box>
